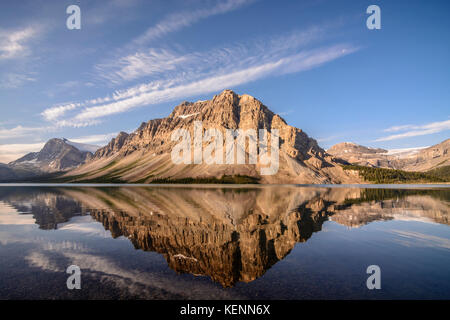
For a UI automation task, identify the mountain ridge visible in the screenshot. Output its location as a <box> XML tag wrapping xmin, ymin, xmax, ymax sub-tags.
<box><xmin>1</xmin><ymin>91</ymin><xmax>448</xmax><ymax>184</ymax></box>
<box><xmin>328</xmin><ymin>139</ymin><xmax>449</xmax><ymax>171</ymax></box>
<box><xmin>62</xmin><ymin>89</ymin><xmax>361</xmax><ymax>184</ymax></box>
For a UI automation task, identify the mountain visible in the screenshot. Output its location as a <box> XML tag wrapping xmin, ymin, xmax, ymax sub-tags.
<box><xmin>62</xmin><ymin>90</ymin><xmax>361</xmax><ymax>184</ymax></box>
<box><xmin>328</xmin><ymin>139</ymin><xmax>450</xmax><ymax>172</ymax></box>
<box><xmin>402</xmin><ymin>139</ymin><xmax>450</xmax><ymax>171</ymax></box>
<box><xmin>1</xmin><ymin>138</ymin><xmax>96</xmax><ymax>181</ymax></box>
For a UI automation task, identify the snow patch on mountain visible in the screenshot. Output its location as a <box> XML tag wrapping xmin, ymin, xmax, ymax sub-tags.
<box><xmin>63</xmin><ymin>139</ymin><xmax>100</xmax><ymax>153</ymax></box>
<box><xmin>385</xmin><ymin>146</ymin><xmax>428</xmax><ymax>158</ymax></box>
<box><xmin>178</xmin><ymin>112</ymin><xmax>199</xmax><ymax>119</ymax></box>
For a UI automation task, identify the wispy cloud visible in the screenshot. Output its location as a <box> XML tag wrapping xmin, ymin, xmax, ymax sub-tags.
<box><xmin>0</xmin><ymin>72</ymin><xmax>36</xmax><ymax>89</ymax></box>
<box><xmin>96</xmin><ymin>48</ymin><xmax>190</xmax><ymax>84</ymax></box>
<box><xmin>0</xmin><ymin>27</ymin><xmax>37</xmax><ymax>60</ymax></box>
<box><xmin>375</xmin><ymin>119</ymin><xmax>450</xmax><ymax>142</ymax></box>
<box><xmin>383</xmin><ymin>124</ymin><xmax>416</xmax><ymax>133</ymax></box>
<box><xmin>390</xmin><ymin>229</ymin><xmax>450</xmax><ymax>250</ymax></box>
<box><xmin>93</xmin><ymin>0</ymin><xmax>258</xmax><ymax>85</ymax></box>
<box><xmin>83</xmin><ymin>0</ymin><xmax>142</xmax><ymax>26</ymax></box>
<box><xmin>41</xmin><ymin>103</ymin><xmax>81</xmax><ymax>122</ymax></box>
<box><xmin>97</xmin><ymin>26</ymin><xmax>323</xmax><ymax>84</ymax></box>
<box><xmin>45</xmin><ymin>42</ymin><xmax>357</xmax><ymax>126</ymax></box>
<box><xmin>0</xmin><ymin>125</ymin><xmax>50</xmax><ymax>140</ymax></box>
<box><xmin>132</xmin><ymin>0</ymin><xmax>256</xmax><ymax>46</ymax></box>
<box><xmin>46</xmin><ymin>24</ymin><xmax>356</xmax><ymax>127</ymax></box>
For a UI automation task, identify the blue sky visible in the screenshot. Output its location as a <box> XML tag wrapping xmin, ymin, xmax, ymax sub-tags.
<box><xmin>0</xmin><ymin>0</ymin><xmax>449</xmax><ymax>162</ymax></box>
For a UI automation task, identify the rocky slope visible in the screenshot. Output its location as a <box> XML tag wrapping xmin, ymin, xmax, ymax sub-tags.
<box><xmin>328</xmin><ymin>139</ymin><xmax>449</xmax><ymax>171</ymax></box>
<box><xmin>64</xmin><ymin>90</ymin><xmax>361</xmax><ymax>184</ymax></box>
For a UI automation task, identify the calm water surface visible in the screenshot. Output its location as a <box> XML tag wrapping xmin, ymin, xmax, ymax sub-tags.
<box><xmin>0</xmin><ymin>185</ymin><xmax>449</xmax><ymax>299</ymax></box>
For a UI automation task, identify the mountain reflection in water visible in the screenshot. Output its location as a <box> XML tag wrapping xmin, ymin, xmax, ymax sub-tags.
<box><xmin>1</xmin><ymin>186</ymin><xmax>448</xmax><ymax>288</ymax></box>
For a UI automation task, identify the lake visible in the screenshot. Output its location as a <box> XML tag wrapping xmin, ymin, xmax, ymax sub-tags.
<box><xmin>0</xmin><ymin>184</ymin><xmax>449</xmax><ymax>299</ymax></box>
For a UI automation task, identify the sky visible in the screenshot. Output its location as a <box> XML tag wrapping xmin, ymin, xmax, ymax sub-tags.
<box><xmin>0</xmin><ymin>0</ymin><xmax>449</xmax><ymax>163</ymax></box>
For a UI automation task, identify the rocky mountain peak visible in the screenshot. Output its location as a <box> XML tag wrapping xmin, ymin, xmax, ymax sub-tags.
<box><xmin>93</xmin><ymin>131</ymin><xmax>130</xmax><ymax>158</ymax></box>
<box><xmin>328</xmin><ymin>142</ymin><xmax>387</xmax><ymax>155</ymax></box>
<box><xmin>92</xmin><ymin>89</ymin><xmax>320</xmax><ymax>161</ymax></box>
<box><xmin>64</xmin><ymin>90</ymin><xmax>362</xmax><ymax>184</ymax></box>
<box><xmin>9</xmin><ymin>138</ymin><xmax>93</xmax><ymax>173</ymax></box>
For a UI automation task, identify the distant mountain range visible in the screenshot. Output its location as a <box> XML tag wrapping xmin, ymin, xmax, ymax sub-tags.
<box><xmin>327</xmin><ymin>139</ymin><xmax>449</xmax><ymax>171</ymax></box>
<box><xmin>0</xmin><ymin>90</ymin><xmax>448</xmax><ymax>183</ymax></box>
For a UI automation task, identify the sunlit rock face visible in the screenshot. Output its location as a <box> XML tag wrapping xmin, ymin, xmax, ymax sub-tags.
<box><xmin>1</xmin><ymin>186</ymin><xmax>448</xmax><ymax>287</ymax></box>
<box><xmin>65</xmin><ymin>90</ymin><xmax>361</xmax><ymax>184</ymax></box>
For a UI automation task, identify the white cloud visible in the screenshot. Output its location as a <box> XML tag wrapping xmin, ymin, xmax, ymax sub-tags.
<box><xmin>0</xmin><ymin>27</ymin><xmax>37</xmax><ymax>60</ymax></box>
<box><xmin>0</xmin><ymin>142</ymin><xmax>45</xmax><ymax>163</ymax></box>
<box><xmin>97</xmin><ymin>48</ymin><xmax>190</xmax><ymax>84</ymax></box>
<box><xmin>383</xmin><ymin>124</ymin><xmax>416</xmax><ymax>133</ymax></box>
<box><xmin>41</xmin><ymin>103</ymin><xmax>80</xmax><ymax>121</ymax></box>
<box><xmin>376</xmin><ymin>119</ymin><xmax>450</xmax><ymax>142</ymax></box>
